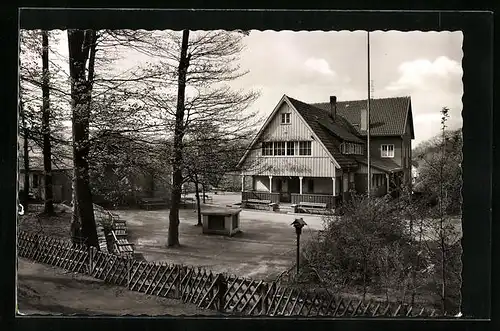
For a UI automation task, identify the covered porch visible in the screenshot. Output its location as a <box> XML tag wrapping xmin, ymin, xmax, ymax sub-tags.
<box><xmin>353</xmin><ymin>157</ymin><xmax>404</xmax><ymax>197</ymax></box>
<box><xmin>240</xmin><ymin>175</ymin><xmax>342</xmax><ymax>209</ymax></box>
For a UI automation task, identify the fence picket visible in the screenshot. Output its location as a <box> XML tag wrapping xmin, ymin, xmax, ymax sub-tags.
<box><xmin>205</xmin><ymin>274</ymin><xmax>221</xmax><ymax>310</ymax></box>
<box><xmin>145</xmin><ymin>262</ymin><xmax>163</xmax><ymax>295</ymax></box>
<box><xmin>186</xmin><ymin>268</ymin><xmax>203</xmax><ymax>304</ymax></box>
<box><xmin>279</xmin><ymin>287</ymin><xmax>295</xmax><ymax>316</ymax></box>
<box><xmin>128</xmin><ymin>261</ymin><xmax>143</xmax><ymax>290</ymax></box>
<box><xmin>193</xmin><ymin>271</ymin><xmax>212</xmax><ymax>305</ymax></box>
<box><xmin>223</xmin><ymin>277</ymin><xmax>246</xmax><ymax>310</ymax></box>
<box><xmin>197</xmin><ymin>273</ymin><xmax>219</xmax><ymax>309</ymax></box>
<box><xmin>137</xmin><ymin>263</ymin><xmax>155</xmax><ymax>293</ymax></box>
<box><xmin>295</xmin><ymin>292</ymin><xmax>308</xmax><ymax>316</ymax></box>
<box><xmin>156</xmin><ymin>263</ymin><xmax>177</xmax><ymax>297</ymax></box>
<box><xmin>239</xmin><ymin>280</ymin><xmax>262</xmax><ymax>313</ymax></box>
<box><xmin>351</xmin><ymin>300</ymin><xmax>363</xmax><ymax>317</ymax></box>
<box><xmin>362</xmin><ymin>300</ymin><xmax>373</xmax><ymax>316</ymax></box>
<box><xmin>289</xmin><ymin>289</ymin><xmax>302</xmax><ymax>316</ymax></box>
<box><xmin>393</xmin><ymin>304</ymin><xmax>402</xmax><ymax>317</ymax></box>
<box><xmin>131</xmin><ymin>261</ymin><xmax>149</xmax><ymax>291</ymax></box>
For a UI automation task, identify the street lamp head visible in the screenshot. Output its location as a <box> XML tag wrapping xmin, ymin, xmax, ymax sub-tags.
<box><xmin>291</xmin><ymin>218</ymin><xmax>307</xmax><ymax>235</ymax></box>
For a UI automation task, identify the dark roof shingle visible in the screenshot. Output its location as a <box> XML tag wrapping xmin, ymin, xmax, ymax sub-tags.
<box><xmin>312</xmin><ymin>96</ymin><xmax>411</xmax><ymax>136</ymax></box>
<box><xmin>352</xmin><ymin>155</ymin><xmax>402</xmax><ymax>173</ymax></box>
<box><xmin>287</xmin><ymin>97</ymin><xmax>359</xmax><ymax>168</ymax></box>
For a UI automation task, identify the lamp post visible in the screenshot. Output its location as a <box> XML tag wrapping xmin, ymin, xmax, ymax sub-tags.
<box><xmin>291</xmin><ymin>218</ymin><xmax>307</xmax><ymax>276</ymax></box>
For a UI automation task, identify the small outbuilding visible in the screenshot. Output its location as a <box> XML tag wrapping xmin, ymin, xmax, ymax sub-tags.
<box><xmin>201</xmin><ymin>208</ymin><xmax>242</xmax><ymax>237</ymax></box>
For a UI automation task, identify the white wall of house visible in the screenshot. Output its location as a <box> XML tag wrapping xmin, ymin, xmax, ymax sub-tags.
<box><xmin>241</xmin><ymin>99</ymin><xmax>337</xmax><ymax>177</ymax></box>
<box><xmin>254</xmin><ymin>176</ymin><xmax>271</xmax><ymax>192</ymax></box>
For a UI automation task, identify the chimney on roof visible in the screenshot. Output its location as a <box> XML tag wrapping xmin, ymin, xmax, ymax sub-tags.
<box><xmin>360</xmin><ymin>108</ymin><xmax>367</xmax><ymax>131</ymax></box>
<box><xmin>329</xmin><ymin>96</ymin><xmax>337</xmax><ymax>120</ymax></box>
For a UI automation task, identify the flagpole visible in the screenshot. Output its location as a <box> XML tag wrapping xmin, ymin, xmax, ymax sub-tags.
<box><xmin>367</xmin><ymin>31</ymin><xmax>371</xmax><ymax>197</ymax></box>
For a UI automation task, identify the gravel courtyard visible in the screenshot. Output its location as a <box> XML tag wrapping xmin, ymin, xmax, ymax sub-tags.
<box><xmin>118</xmin><ymin>192</ymin><xmax>324</xmax><ymax>281</ymax></box>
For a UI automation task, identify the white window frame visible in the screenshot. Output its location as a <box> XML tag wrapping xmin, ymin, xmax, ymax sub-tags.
<box><xmin>261</xmin><ymin>140</ymin><xmax>312</xmax><ymax>157</ymax></box>
<box><xmin>298</xmin><ymin>141</ymin><xmax>312</xmax><ymax>156</ymax></box>
<box><xmin>261</xmin><ymin>142</ymin><xmax>273</xmax><ymax>156</ymax></box>
<box><xmin>273</xmin><ymin>141</ymin><xmax>286</xmax><ymax>156</ymax></box>
<box><xmin>286</xmin><ymin>141</ymin><xmax>296</xmax><ymax>156</ymax></box>
<box><xmin>341</xmin><ymin>142</ymin><xmax>363</xmax><ymax>155</ymax></box>
<box><xmin>381</xmin><ymin>144</ymin><xmax>395</xmax><ymax>158</ymax></box>
<box><xmin>281</xmin><ymin>113</ymin><xmax>291</xmax><ymax>124</ymax></box>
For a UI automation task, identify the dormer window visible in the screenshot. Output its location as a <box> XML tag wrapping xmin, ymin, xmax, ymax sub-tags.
<box><xmin>381</xmin><ymin>144</ymin><xmax>394</xmax><ymax>158</ymax></box>
<box><xmin>340</xmin><ymin>142</ymin><xmax>363</xmax><ymax>155</ymax></box>
<box><xmin>281</xmin><ymin>113</ymin><xmax>291</xmax><ymax>124</ymax></box>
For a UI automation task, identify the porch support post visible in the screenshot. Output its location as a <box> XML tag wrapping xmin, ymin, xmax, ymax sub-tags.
<box><xmin>241</xmin><ymin>175</ymin><xmax>245</xmax><ymax>192</ymax></box>
<box><xmin>269</xmin><ymin>175</ymin><xmax>273</xmax><ymax>193</ymax></box>
<box><xmin>386</xmin><ymin>173</ymin><xmax>390</xmax><ymax>193</ymax></box>
<box><xmin>299</xmin><ymin>176</ymin><xmax>303</xmax><ymax>195</ymax></box>
<box><xmin>332</xmin><ymin>177</ymin><xmax>336</xmax><ymax>196</ymax></box>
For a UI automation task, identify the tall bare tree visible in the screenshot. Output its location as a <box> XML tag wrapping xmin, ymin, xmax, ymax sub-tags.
<box><xmin>20</xmin><ymin>30</ymin><xmax>72</xmax><ymax>210</ymax></box>
<box><xmin>157</xmin><ymin>30</ymin><xmax>259</xmax><ymax>246</ymax></box>
<box><xmin>167</xmin><ymin>29</ymin><xmax>191</xmax><ymax>247</ymax></box>
<box><xmin>19</xmin><ymin>96</ymin><xmax>30</xmax><ymax>209</ymax></box>
<box><xmin>41</xmin><ymin>30</ymin><xmax>54</xmax><ymax>215</ymax></box>
<box><xmin>67</xmin><ymin>29</ymin><xmax>99</xmax><ymax>248</ymax></box>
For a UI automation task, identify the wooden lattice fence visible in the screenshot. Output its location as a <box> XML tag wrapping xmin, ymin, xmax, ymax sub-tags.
<box><xmin>17</xmin><ymin>230</ymin><xmax>438</xmax><ymax>317</ymax></box>
<box><xmin>18</xmin><ymin>231</ymin><xmax>89</xmax><ymax>274</ymax></box>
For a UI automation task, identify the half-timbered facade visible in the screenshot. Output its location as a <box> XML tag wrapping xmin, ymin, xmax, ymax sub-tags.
<box><xmin>237</xmin><ymin>94</ymin><xmax>414</xmax><ymax>209</ymax></box>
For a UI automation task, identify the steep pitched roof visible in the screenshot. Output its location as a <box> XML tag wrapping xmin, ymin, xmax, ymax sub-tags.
<box><xmin>287</xmin><ymin>97</ymin><xmax>359</xmax><ymax>168</ymax></box>
<box><xmin>312</xmin><ymin>96</ymin><xmax>412</xmax><ymax>137</ymax></box>
<box><xmin>352</xmin><ymin>155</ymin><xmax>402</xmax><ymax>173</ymax></box>
<box><xmin>238</xmin><ymin>94</ymin><xmax>413</xmax><ymax>172</ymax></box>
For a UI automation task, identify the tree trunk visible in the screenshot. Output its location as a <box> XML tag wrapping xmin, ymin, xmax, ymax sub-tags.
<box><xmin>202</xmin><ymin>183</ymin><xmax>206</xmax><ymax>204</ymax></box>
<box><xmin>70</xmin><ymin>168</ymin><xmax>81</xmax><ymax>244</ymax></box>
<box><xmin>194</xmin><ymin>175</ymin><xmax>202</xmax><ymax>226</ymax></box>
<box><xmin>68</xmin><ymin>29</ymin><xmax>98</xmax><ymax>248</ymax></box>
<box><xmin>41</xmin><ymin>30</ymin><xmax>54</xmax><ymax>215</ymax></box>
<box><xmin>439</xmin><ymin>119</ymin><xmax>447</xmax><ymax>314</ymax></box>
<box><xmin>441</xmin><ymin>224</ymin><xmax>447</xmax><ymax>314</ymax></box>
<box><xmin>168</xmin><ymin>29</ymin><xmax>190</xmax><ymax>247</ymax></box>
<box><xmin>23</xmin><ymin>128</ymin><xmax>30</xmax><ymax>209</ymax></box>
<box><xmin>20</xmin><ymin>99</ymin><xmax>30</xmax><ymax>210</ymax></box>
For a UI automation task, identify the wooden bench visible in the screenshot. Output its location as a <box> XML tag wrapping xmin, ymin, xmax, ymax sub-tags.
<box><xmin>113</xmin><ymin>220</ymin><xmax>128</xmax><ymax>238</ymax></box>
<box><xmin>242</xmin><ymin>199</ymin><xmax>279</xmax><ymax>211</ymax></box>
<box><xmin>180</xmin><ymin>197</ymin><xmax>196</xmax><ymax>208</ymax></box>
<box><xmin>293</xmin><ymin>202</ymin><xmax>328</xmax><ymax>214</ymax></box>
<box><xmin>139</xmin><ymin>197</ymin><xmax>168</xmax><ymax>210</ymax></box>
<box><xmin>110</xmin><ymin>230</ymin><xmax>134</xmax><ymax>256</ymax></box>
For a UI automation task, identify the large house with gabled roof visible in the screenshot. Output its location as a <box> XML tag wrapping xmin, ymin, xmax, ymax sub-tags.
<box><xmin>237</xmin><ymin>94</ymin><xmax>414</xmax><ymax>209</ymax></box>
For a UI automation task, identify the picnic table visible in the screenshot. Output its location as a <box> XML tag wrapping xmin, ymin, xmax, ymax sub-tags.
<box><xmin>139</xmin><ymin>197</ymin><xmax>168</xmax><ymax>210</ymax></box>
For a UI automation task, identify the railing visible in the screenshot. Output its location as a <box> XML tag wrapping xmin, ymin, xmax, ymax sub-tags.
<box><xmin>242</xmin><ymin>191</ymin><xmax>280</xmax><ymax>203</ymax></box>
<box><xmin>17</xmin><ymin>230</ymin><xmax>439</xmax><ymax>317</ymax></box>
<box><xmin>291</xmin><ymin>193</ymin><xmax>339</xmax><ymax>209</ymax></box>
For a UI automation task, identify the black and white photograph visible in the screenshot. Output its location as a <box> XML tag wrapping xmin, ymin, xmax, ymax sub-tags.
<box><xmin>13</xmin><ymin>9</ymin><xmax>489</xmax><ymax>320</ymax></box>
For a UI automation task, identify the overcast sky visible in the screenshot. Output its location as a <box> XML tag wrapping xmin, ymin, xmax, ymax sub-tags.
<box><xmin>50</xmin><ymin>30</ymin><xmax>463</xmax><ymax>147</ymax></box>
<box><xmin>230</xmin><ymin>30</ymin><xmax>463</xmax><ymax>147</ymax></box>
